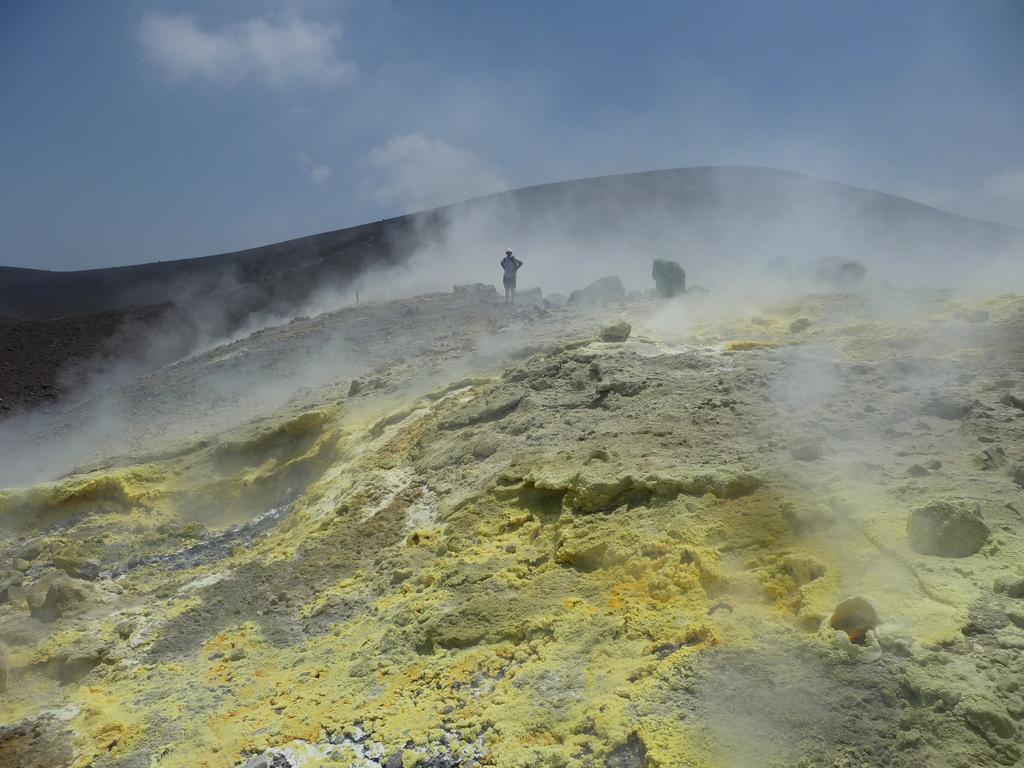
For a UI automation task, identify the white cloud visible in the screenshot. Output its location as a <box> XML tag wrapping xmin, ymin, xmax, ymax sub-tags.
<box><xmin>362</xmin><ymin>133</ymin><xmax>508</xmax><ymax>210</ymax></box>
<box><xmin>297</xmin><ymin>152</ymin><xmax>333</xmax><ymax>187</ymax></box>
<box><xmin>139</xmin><ymin>14</ymin><xmax>354</xmax><ymax>86</ymax></box>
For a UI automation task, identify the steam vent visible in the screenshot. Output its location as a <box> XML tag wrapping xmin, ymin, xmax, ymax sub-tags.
<box><xmin>2</xmin><ymin>170</ymin><xmax>1024</xmax><ymax>768</ymax></box>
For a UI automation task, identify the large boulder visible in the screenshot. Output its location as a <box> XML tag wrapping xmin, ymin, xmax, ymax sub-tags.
<box><xmin>651</xmin><ymin>259</ymin><xmax>686</xmax><ymax>298</ymax></box>
<box><xmin>29</xmin><ymin>575</ymin><xmax>96</xmax><ymax>622</ymax></box>
<box><xmin>567</xmin><ymin>276</ymin><xmax>625</xmax><ymax>307</ymax></box>
<box><xmin>907</xmin><ymin>500</ymin><xmax>990</xmax><ymax>557</ymax></box>
<box><xmin>812</xmin><ymin>258</ymin><xmax>866</xmax><ymax>287</ymax></box>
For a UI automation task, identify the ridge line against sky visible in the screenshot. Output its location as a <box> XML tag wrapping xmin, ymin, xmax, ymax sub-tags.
<box><xmin>1</xmin><ymin>1</ymin><xmax>1023</xmax><ymax>270</ymax></box>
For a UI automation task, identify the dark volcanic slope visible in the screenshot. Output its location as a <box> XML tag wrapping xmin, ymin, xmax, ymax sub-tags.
<box><xmin>3</xmin><ymin>166</ymin><xmax>1020</xmax><ymax>322</ymax></box>
<box><xmin>0</xmin><ymin>218</ymin><xmax>414</xmax><ymax>321</ymax></box>
<box><xmin>1</xmin><ymin>166</ymin><xmax>1021</xmax><ymax>416</ymax></box>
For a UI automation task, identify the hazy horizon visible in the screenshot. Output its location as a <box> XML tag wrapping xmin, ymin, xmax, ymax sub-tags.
<box><xmin>2</xmin><ymin>1</ymin><xmax>1024</xmax><ymax>270</ymax></box>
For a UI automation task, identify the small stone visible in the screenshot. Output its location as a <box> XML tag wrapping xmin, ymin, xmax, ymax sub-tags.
<box><xmin>53</xmin><ymin>555</ymin><xmax>100</xmax><ymax>581</ymax></box>
<box><xmin>960</xmin><ymin>699</ymin><xmax>1017</xmax><ymax>740</ymax></box>
<box><xmin>1000</xmin><ymin>392</ymin><xmax>1024</xmax><ymax>411</ymax></box>
<box><xmin>1007</xmin><ymin>606</ymin><xmax>1024</xmax><ymax>629</ymax></box>
<box><xmin>907</xmin><ymin>464</ymin><xmax>930</xmax><ymax>477</ymax></box>
<box><xmin>975</xmin><ymin>446</ymin><xmax>1006</xmax><ymax>470</ymax></box>
<box><xmin>595</xmin><ymin>379</ymin><xmax>645</xmax><ymax>398</ymax></box>
<box><xmin>17</xmin><ymin>538</ymin><xmax>44</xmax><ymax>561</ymax></box>
<box><xmin>788</xmin><ymin>318</ymin><xmax>812</xmax><ymax>333</ymax></box>
<box><xmin>927</xmin><ymin>460</ymin><xmax>942</xmax><ymax>470</ymax></box>
<box><xmin>829</xmin><ymin>595</ymin><xmax>879</xmax><ymax>646</ymax></box>
<box><xmin>470</xmin><ymin>434</ymin><xmax>500</xmax><ymax>459</ymax></box>
<box><xmin>789</xmin><ymin>439</ymin><xmax>823</xmax><ymax>461</ymax></box>
<box><xmin>30</xmin><ymin>575</ymin><xmax>93</xmax><ymax>622</ymax></box>
<box><xmin>812</xmin><ymin>258</ymin><xmax>866</xmax><ymax>286</ymax></box>
<box><xmin>920</xmin><ymin>396</ymin><xmax>977</xmax><ymax>420</ymax></box>
<box><xmin>994</xmin><ymin>571</ymin><xmax>1024</xmax><ymax>599</ymax></box>
<box><xmin>453</xmin><ymin>283</ymin><xmax>496</xmax><ymax>295</ymax></box>
<box><xmin>907</xmin><ymin>500</ymin><xmax>990</xmax><ymax>557</ymax></box>
<box><xmin>226</xmin><ymin>647</ymin><xmax>247</xmax><ymax>661</ymax></box>
<box><xmin>599</xmin><ymin>321</ymin><xmax>632</xmax><ymax>342</ymax></box>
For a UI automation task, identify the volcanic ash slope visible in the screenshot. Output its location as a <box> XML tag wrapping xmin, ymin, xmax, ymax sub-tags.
<box><xmin>2</xmin><ymin>287</ymin><xmax>1024</xmax><ymax>768</ymax></box>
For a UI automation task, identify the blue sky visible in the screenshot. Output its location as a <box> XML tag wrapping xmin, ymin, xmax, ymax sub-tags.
<box><xmin>2</xmin><ymin>1</ymin><xmax>1023</xmax><ymax>270</ymax></box>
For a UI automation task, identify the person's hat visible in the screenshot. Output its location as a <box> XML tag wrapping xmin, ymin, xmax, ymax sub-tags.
<box><xmin>505</xmin><ymin>249</ymin><xmax>512</xmax><ymax>255</ymax></box>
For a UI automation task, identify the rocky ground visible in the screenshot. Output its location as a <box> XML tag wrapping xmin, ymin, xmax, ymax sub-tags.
<box><xmin>1</xmin><ymin>279</ymin><xmax>1023</xmax><ymax>767</ymax></box>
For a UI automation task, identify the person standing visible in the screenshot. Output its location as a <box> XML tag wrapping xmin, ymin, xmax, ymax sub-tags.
<box><xmin>500</xmin><ymin>249</ymin><xmax>523</xmax><ymax>304</ymax></box>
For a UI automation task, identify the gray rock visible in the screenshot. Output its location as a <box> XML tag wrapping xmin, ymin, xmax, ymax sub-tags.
<box><xmin>920</xmin><ymin>396</ymin><xmax>978</xmax><ymax>420</ymax></box>
<box><xmin>453</xmin><ymin>283</ymin><xmax>496</xmax><ymax>295</ymax></box>
<box><xmin>788</xmin><ymin>317</ymin><xmax>812</xmax><ymax>333</ymax></box>
<box><xmin>596</xmin><ymin>379</ymin><xmax>646</xmax><ymax>398</ymax></box>
<box><xmin>605</xmin><ymin>733</ymin><xmax>647</xmax><ymax>768</ymax></box>
<box><xmin>515</xmin><ymin>286</ymin><xmax>543</xmax><ymax>304</ymax></box>
<box><xmin>470</xmin><ymin>433</ymin><xmax>501</xmax><ymax>459</ymax></box>
<box><xmin>960</xmin><ymin>700</ymin><xmax>1017</xmax><ymax>741</ymax></box>
<box><xmin>17</xmin><ymin>538</ymin><xmax>44</xmax><ymax>561</ymax></box>
<box><xmin>975</xmin><ymin>446</ymin><xmax>1006</xmax><ymax>470</ymax></box>
<box><xmin>567</xmin><ymin>276</ymin><xmax>625</xmax><ymax>307</ymax></box>
<box><xmin>47</xmin><ymin>636</ymin><xmax>109</xmax><ymax>683</ymax></box>
<box><xmin>829</xmin><ymin>595</ymin><xmax>879</xmax><ymax>645</ymax></box>
<box><xmin>789</xmin><ymin>439</ymin><xmax>823</xmax><ymax>461</ymax></box>
<box><xmin>439</xmin><ymin>391</ymin><xmax>524</xmax><ymax>430</ymax></box>
<box><xmin>812</xmin><ymin>258</ymin><xmax>866</xmax><ymax>287</ymax></box>
<box><xmin>651</xmin><ymin>259</ymin><xmax>686</xmax><ymax>298</ymax></box>
<box><xmin>907</xmin><ymin>500</ymin><xmax>990</xmax><ymax>557</ymax></box>
<box><xmin>994</xmin><ymin>570</ymin><xmax>1024</xmax><ymax>599</ymax></box>
<box><xmin>29</xmin><ymin>575</ymin><xmax>94</xmax><ymax>622</ymax></box>
<box><xmin>1001</xmin><ymin>392</ymin><xmax>1024</xmax><ymax>411</ymax></box>
<box><xmin>599</xmin><ymin>321</ymin><xmax>632</xmax><ymax>342</ymax></box>
<box><xmin>53</xmin><ymin>555</ymin><xmax>100</xmax><ymax>581</ymax></box>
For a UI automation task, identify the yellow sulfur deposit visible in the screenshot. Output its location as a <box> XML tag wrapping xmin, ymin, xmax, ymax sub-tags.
<box><xmin>2</xmin><ymin>290</ymin><xmax>1023</xmax><ymax>768</ymax></box>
